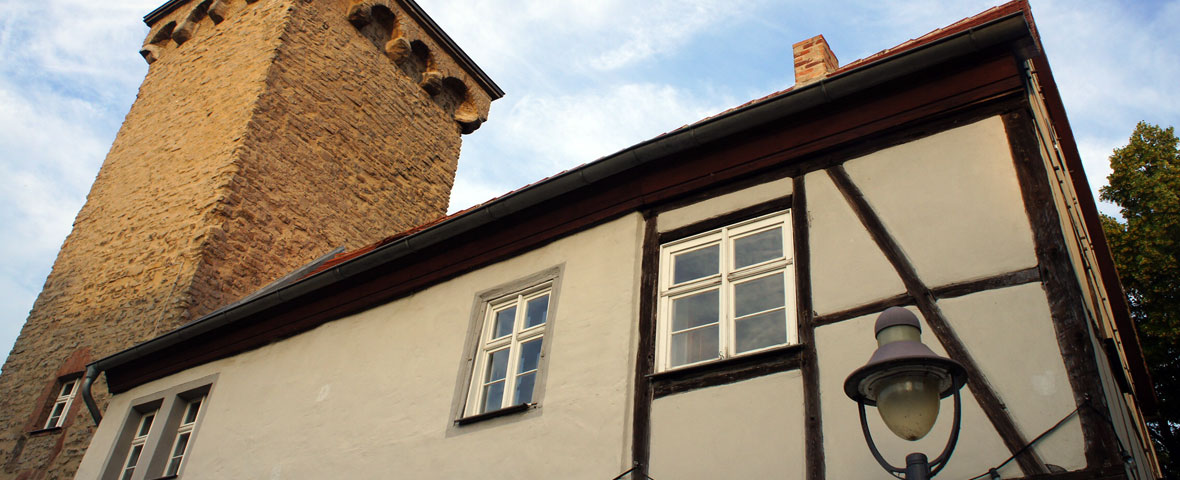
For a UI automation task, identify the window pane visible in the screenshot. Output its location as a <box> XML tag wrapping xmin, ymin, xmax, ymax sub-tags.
<box><xmin>46</xmin><ymin>402</ymin><xmax>66</xmax><ymax>427</ymax></box>
<box><xmin>670</xmin><ymin>324</ymin><xmax>719</xmax><ymax>367</ymax></box>
<box><xmin>485</xmin><ymin>349</ymin><xmax>509</xmax><ymax>382</ymax></box>
<box><xmin>184</xmin><ymin>398</ymin><xmax>202</xmax><ymax>424</ymax></box>
<box><xmin>517</xmin><ymin>338</ymin><xmax>543</xmax><ymax>373</ymax></box>
<box><xmin>138</xmin><ymin>414</ymin><xmax>155</xmax><ymax>436</ymax></box>
<box><xmin>671</xmin><ymin>289</ymin><xmax>719</xmax><ymax>332</ymax></box>
<box><xmin>125</xmin><ymin>444</ymin><xmax>143</xmax><ymax>471</ymax></box>
<box><xmin>482</xmin><ymin>381</ymin><xmax>505</xmax><ymax>413</ymax></box>
<box><xmin>120</xmin><ymin>466</ymin><xmax>136</xmax><ymax>480</ymax></box>
<box><xmin>172</xmin><ymin>432</ymin><xmax>191</xmax><ymax>457</ymax></box>
<box><xmin>166</xmin><ymin>457</ymin><xmax>182</xmax><ymax>477</ymax></box>
<box><xmin>673</xmin><ymin>244</ymin><xmax>719</xmax><ymax>284</ymax></box>
<box><xmin>735</xmin><ymin>309</ymin><xmax>788</xmax><ymax>353</ymax></box>
<box><xmin>734</xmin><ymin>227</ymin><xmax>783</xmax><ymax>268</ymax></box>
<box><xmin>524</xmin><ymin>295</ymin><xmax>549</xmax><ymax>328</ymax></box>
<box><xmin>734</xmin><ymin>273</ymin><xmax>785</xmax><ymax>317</ymax></box>
<box><xmin>61</xmin><ymin>381</ymin><xmax>76</xmax><ymax>396</ymax></box>
<box><xmin>493</xmin><ymin>306</ymin><xmax>516</xmax><ymax>338</ymax></box>
<box><xmin>514</xmin><ymin>372</ymin><xmax>537</xmax><ymax>405</ymax></box>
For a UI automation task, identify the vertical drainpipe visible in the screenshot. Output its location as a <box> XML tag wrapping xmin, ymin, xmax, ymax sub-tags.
<box><xmin>81</xmin><ymin>364</ymin><xmax>103</xmax><ymax>424</ymax></box>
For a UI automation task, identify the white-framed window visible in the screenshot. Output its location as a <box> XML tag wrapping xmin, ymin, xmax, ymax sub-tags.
<box><xmin>102</xmin><ymin>377</ymin><xmax>214</xmax><ymax>480</ymax></box>
<box><xmin>164</xmin><ymin>395</ymin><xmax>205</xmax><ymax>476</ymax></box>
<box><xmin>119</xmin><ymin>410</ymin><xmax>157</xmax><ymax>480</ymax></box>
<box><xmin>656</xmin><ymin>211</ymin><xmax>795</xmax><ymax>371</ymax></box>
<box><xmin>44</xmin><ymin>378</ymin><xmax>78</xmax><ymax>429</ymax></box>
<box><xmin>465</xmin><ymin>284</ymin><xmax>552</xmax><ymax>416</ymax></box>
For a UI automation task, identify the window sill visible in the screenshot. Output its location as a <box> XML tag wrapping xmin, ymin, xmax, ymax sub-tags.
<box><xmin>27</xmin><ymin>426</ymin><xmax>62</xmax><ymax>436</ymax></box>
<box><xmin>649</xmin><ymin>344</ymin><xmax>805</xmax><ymax>398</ymax></box>
<box><xmin>455</xmin><ymin>403</ymin><xmax>533</xmax><ymax>426</ymax></box>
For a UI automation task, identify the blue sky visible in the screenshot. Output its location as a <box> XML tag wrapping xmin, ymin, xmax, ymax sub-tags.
<box><xmin>1</xmin><ymin>0</ymin><xmax>1178</xmax><ymax>369</ymax></box>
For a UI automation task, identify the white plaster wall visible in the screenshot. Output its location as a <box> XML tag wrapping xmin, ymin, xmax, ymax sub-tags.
<box><xmin>807</xmin><ymin>170</ymin><xmax>907</xmax><ymax>315</ymax></box>
<box><xmin>843</xmin><ymin>116</ymin><xmax>1038</xmax><ymax>287</ymax></box>
<box><xmin>648</xmin><ymin>371</ymin><xmax>806</xmax><ymax>480</ymax></box>
<box><xmin>939</xmin><ymin>284</ymin><xmax>1086</xmax><ymax>471</ymax></box>
<box><xmin>77</xmin><ymin>213</ymin><xmax>646</xmax><ymax>480</ymax></box>
<box><xmin>816</xmin><ymin>308</ymin><xmax>1023</xmax><ymax>479</ymax></box>
<box><xmin>657</xmin><ymin>177</ymin><xmax>792</xmax><ymax>232</ymax></box>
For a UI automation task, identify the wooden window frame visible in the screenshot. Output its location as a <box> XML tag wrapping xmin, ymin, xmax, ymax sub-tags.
<box><xmin>465</xmin><ymin>284</ymin><xmax>552</xmax><ymax>416</ymax></box>
<box><xmin>43</xmin><ymin>378</ymin><xmax>79</xmax><ymax>429</ymax></box>
<box><xmin>452</xmin><ymin>266</ymin><xmax>563</xmax><ymax>427</ymax></box>
<box><xmin>163</xmin><ymin>395</ymin><xmax>205</xmax><ymax>477</ymax></box>
<box><xmin>655</xmin><ymin>210</ymin><xmax>796</xmax><ymax>372</ymax></box>
<box><xmin>99</xmin><ymin>375</ymin><xmax>215</xmax><ymax>480</ymax></box>
<box><xmin>118</xmin><ymin>409</ymin><xmax>157</xmax><ymax>480</ymax></box>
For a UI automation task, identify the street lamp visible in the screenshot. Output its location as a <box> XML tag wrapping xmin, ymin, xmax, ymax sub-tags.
<box><xmin>843</xmin><ymin>307</ymin><xmax>969</xmax><ymax>479</ymax></box>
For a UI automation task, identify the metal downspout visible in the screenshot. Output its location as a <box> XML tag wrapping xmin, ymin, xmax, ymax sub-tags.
<box><xmin>81</xmin><ymin>364</ymin><xmax>102</xmax><ymax>424</ymax></box>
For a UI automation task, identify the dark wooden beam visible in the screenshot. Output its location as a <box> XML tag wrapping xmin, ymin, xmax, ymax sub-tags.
<box><xmin>814</xmin><ymin>294</ymin><xmax>913</xmax><ymax>327</ymax></box>
<box><xmin>1027</xmin><ymin>52</ymin><xmax>1154</xmax><ymax>413</ymax></box>
<box><xmin>794</xmin><ymin>176</ymin><xmax>825</xmax><ymax>480</ymax></box>
<box><xmin>1002</xmin><ymin>109</ymin><xmax>1124</xmax><ymax>469</ymax></box>
<box><xmin>827</xmin><ymin>165</ymin><xmax>1048</xmax><ymax>475</ymax></box>
<box><xmin>631</xmin><ymin>214</ymin><xmax>659</xmax><ymax>476</ymax></box>
<box><xmin>651</xmin><ymin>345</ymin><xmax>803</xmax><ymax>399</ymax></box>
<box><xmin>931</xmin><ymin>266</ymin><xmax>1041</xmax><ymax>299</ymax></box>
<box><xmin>813</xmin><ymin>267</ymin><xmax>1043</xmax><ymax>327</ymax></box>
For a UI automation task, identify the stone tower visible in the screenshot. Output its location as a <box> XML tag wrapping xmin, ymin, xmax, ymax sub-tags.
<box><xmin>0</xmin><ymin>0</ymin><xmax>500</xmax><ymax>477</ymax></box>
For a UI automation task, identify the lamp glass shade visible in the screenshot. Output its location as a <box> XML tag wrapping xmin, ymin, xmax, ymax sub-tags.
<box><xmin>875</xmin><ymin>372</ymin><xmax>941</xmax><ymax>440</ymax></box>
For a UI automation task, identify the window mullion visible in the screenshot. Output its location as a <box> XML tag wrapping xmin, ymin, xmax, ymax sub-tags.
<box><xmin>502</xmin><ymin>295</ymin><xmax>527</xmax><ymax>406</ymax></box>
<box><xmin>656</xmin><ymin>295</ymin><xmax>669</xmax><ymax>372</ymax></box>
<box><xmin>720</xmin><ymin>226</ymin><xmax>732</xmax><ymax>359</ymax></box>
<box><xmin>785</xmin><ymin>263</ymin><xmax>798</xmax><ymax>345</ymax></box>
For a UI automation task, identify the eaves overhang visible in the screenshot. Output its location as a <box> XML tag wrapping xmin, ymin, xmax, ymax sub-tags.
<box><xmin>93</xmin><ymin>12</ymin><xmax>1038</xmax><ymax>390</ymax></box>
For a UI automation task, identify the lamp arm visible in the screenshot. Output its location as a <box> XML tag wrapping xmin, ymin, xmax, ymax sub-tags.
<box><xmin>928</xmin><ymin>390</ymin><xmax>962</xmax><ymax>477</ymax></box>
<box><xmin>858</xmin><ymin>401</ymin><xmax>906</xmax><ymax>476</ymax></box>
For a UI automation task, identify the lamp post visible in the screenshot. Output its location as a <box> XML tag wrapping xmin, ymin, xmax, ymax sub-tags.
<box><xmin>843</xmin><ymin>307</ymin><xmax>969</xmax><ymax>480</ymax></box>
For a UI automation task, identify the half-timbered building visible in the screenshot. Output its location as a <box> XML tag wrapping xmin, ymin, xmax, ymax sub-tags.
<box><xmin>73</xmin><ymin>1</ymin><xmax>1160</xmax><ymax>479</ymax></box>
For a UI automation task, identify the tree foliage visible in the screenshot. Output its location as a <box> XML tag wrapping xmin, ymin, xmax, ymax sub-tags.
<box><xmin>1099</xmin><ymin>121</ymin><xmax>1180</xmax><ymax>476</ymax></box>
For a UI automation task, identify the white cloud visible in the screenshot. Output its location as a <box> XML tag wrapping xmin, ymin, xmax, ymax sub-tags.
<box><xmin>1032</xmin><ymin>0</ymin><xmax>1180</xmax><ymax>211</ymax></box>
<box><xmin>587</xmin><ymin>0</ymin><xmax>751</xmax><ymax>71</ymax></box>
<box><xmin>1076</xmin><ymin>136</ymin><xmax>1123</xmax><ymax>218</ymax></box>
<box><xmin>446</xmin><ymin>175</ymin><xmax>513</xmax><ymax>214</ymax></box>
<box><xmin>1036</xmin><ymin>0</ymin><xmax>1180</xmax><ymax>133</ymax></box>
<box><xmin>0</xmin><ymin>0</ymin><xmax>155</xmax><ymax>366</ymax></box>
<box><xmin>500</xmin><ymin>83</ymin><xmax>732</xmax><ymax>167</ymax></box>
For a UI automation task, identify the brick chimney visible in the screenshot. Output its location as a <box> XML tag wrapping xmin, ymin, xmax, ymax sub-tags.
<box><xmin>793</xmin><ymin>34</ymin><xmax>839</xmax><ymax>86</ymax></box>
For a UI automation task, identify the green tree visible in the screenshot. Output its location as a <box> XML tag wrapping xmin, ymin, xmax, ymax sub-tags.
<box><xmin>1099</xmin><ymin>121</ymin><xmax>1180</xmax><ymax>476</ymax></box>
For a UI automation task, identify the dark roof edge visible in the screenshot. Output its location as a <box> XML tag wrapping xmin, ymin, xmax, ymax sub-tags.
<box><xmin>92</xmin><ymin>13</ymin><xmax>1034</xmax><ymax>377</ymax></box>
<box><xmin>395</xmin><ymin>0</ymin><xmax>504</xmax><ymax>99</ymax></box>
<box><xmin>143</xmin><ymin>0</ymin><xmax>188</xmax><ymax>25</ymax></box>
<box><xmin>142</xmin><ymin>0</ymin><xmax>503</xmax><ymax>99</ymax></box>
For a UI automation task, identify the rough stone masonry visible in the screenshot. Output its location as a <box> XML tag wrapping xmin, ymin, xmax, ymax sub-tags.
<box><xmin>0</xmin><ymin>0</ymin><xmax>498</xmax><ymax>477</ymax></box>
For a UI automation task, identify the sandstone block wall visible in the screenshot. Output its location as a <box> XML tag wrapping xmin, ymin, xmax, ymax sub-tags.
<box><xmin>0</xmin><ymin>0</ymin><xmax>496</xmax><ymax>477</ymax></box>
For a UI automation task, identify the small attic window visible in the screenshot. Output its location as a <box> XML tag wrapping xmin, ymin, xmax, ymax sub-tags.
<box><xmin>43</xmin><ymin>378</ymin><xmax>79</xmax><ymax>429</ymax></box>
